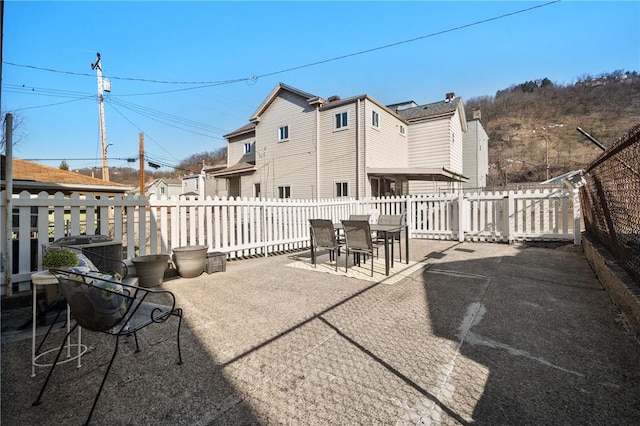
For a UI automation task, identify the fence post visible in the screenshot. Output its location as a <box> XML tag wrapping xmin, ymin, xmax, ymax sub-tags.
<box><xmin>406</xmin><ymin>195</ymin><xmax>413</xmax><ymax>241</ymax></box>
<box><xmin>572</xmin><ymin>188</ymin><xmax>582</xmax><ymax>245</ymax></box>
<box><xmin>457</xmin><ymin>192</ymin><xmax>465</xmax><ymax>242</ymax></box>
<box><xmin>504</xmin><ymin>192</ymin><xmax>514</xmax><ymax>243</ymax></box>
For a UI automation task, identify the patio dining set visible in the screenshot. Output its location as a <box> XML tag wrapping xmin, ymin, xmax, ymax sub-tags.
<box><xmin>308</xmin><ymin>214</ymin><xmax>408</xmax><ymax>277</ymax></box>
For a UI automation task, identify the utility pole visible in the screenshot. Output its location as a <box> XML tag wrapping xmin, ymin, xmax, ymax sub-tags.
<box><xmin>91</xmin><ymin>52</ymin><xmax>109</xmax><ymax>181</ymax></box>
<box><xmin>139</xmin><ymin>133</ymin><xmax>145</xmax><ymax>196</ymax></box>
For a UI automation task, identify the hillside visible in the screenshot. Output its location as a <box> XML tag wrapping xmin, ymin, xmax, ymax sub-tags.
<box><xmin>464</xmin><ymin>71</ymin><xmax>640</xmax><ymax>185</ymax></box>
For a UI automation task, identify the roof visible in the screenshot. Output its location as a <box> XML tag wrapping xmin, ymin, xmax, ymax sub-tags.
<box><xmin>367</xmin><ymin>167</ymin><xmax>468</xmax><ymax>182</ymax></box>
<box><xmin>223</xmin><ymin>122</ymin><xmax>256</xmax><ymax>139</ymax></box>
<box><xmin>208</xmin><ymin>162</ymin><xmax>257</xmax><ymax>178</ymax></box>
<box><xmin>249</xmin><ymin>83</ymin><xmax>318</xmax><ymax>123</ymax></box>
<box><xmin>319</xmin><ymin>94</ymin><xmax>409</xmax><ymax>124</ymax></box>
<box><xmin>392</xmin><ymin>97</ymin><xmax>462</xmax><ymax>121</ymax></box>
<box><xmin>2</xmin><ymin>156</ymin><xmax>130</xmax><ymax>193</ymax></box>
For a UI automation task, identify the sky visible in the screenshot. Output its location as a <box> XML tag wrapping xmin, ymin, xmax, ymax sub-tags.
<box><xmin>2</xmin><ymin>1</ymin><xmax>639</xmax><ymax>172</ymax></box>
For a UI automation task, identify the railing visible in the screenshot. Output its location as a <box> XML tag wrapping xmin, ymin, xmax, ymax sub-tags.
<box><xmin>581</xmin><ymin>123</ymin><xmax>640</xmax><ymax>283</ymax></box>
<box><xmin>1</xmin><ymin>187</ymin><xmax>580</xmax><ymax>296</ymax></box>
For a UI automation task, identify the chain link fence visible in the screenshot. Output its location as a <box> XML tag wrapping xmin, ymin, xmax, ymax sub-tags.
<box><xmin>580</xmin><ymin>123</ymin><xmax>640</xmax><ymax>283</ymax></box>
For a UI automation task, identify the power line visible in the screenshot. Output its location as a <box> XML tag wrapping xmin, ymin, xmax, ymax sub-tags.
<box><xmin>255</xmin><ymin>1</ymin><xmax>562</xmax><ymax>80</ymax></box>
<box><xmin>107</xmin><ymin>97</ymin><xmax>228</xmax><ymax>134</ymax></box>
<box><xmin>105</xmin><ymin>99</ymin><xmax>224</xmax><ymax>140</ymax></box>
<box><xmin>9</xmin><ymin>95</ymin><xmax>93</xmax><ymax>112</ymax></box>
<box><xmin>2</xmin><ymin>1</ymin><xmax>561</xmax><ymax>93</ymax></box>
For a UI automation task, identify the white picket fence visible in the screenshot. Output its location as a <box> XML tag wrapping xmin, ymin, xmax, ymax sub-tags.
<box><xmin>1</xmin><ymin>187</ymin><xmax>580</xmax><ymax>296</ymax></box>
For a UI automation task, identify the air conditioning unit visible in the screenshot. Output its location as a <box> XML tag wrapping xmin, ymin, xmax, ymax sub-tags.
<box><xmin>49</xmin><ymin>235</ymin><xmax>123</xmax><ymax>276</ymax></box>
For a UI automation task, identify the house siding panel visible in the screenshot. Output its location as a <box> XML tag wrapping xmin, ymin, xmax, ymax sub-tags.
<box><xmin>365</xmin><ymin>100</ymin><xmax>408</xmax><ymax>169</ymax></box>
<box><xmin>255</xmin><ymin>91</ymin><xmax>317</xmax><ymax>199</ymax></box>
<box><xmin>227</xmin><ymin>133</ymin><xmax>255</xmax><ymax>166</ymax></box>
<box><xmin>319</xmin><ymin>102</ymin><xmax>357</xmax><ymax>199</ymax></box>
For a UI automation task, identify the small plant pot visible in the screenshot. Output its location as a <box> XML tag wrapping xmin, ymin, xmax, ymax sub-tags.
<box><xmin>131</xmin><ymin>255</ymin><xmax>170</xmax><ymax>288</ymax></box>
<box><xmin>172</xmin><ymin>245</ymin><xmax>208</xmax><ymax>278</ymax></box>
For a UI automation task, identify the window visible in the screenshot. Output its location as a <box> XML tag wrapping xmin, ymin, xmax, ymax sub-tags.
<box><xmin>254</xmin><ymin>183</ymin><xmax>261</xmax><ymax>198</ymax></box>
<box><xmin>399</xmin><ymin>125</ymin><xmax>405</xmax><ymax>135</ymax></box>
<box><xmin>334</xmin><ymin>111</ymin><xmax>348</xmax><ymax>130</ymax></box>
<box><xmin>371</xmin><ymin>111</ymin><xmax>379</xmax><ymax>128</ymax></box>
<box><xmin>278</xmin><ymin>125</ymin><xmax>289</xmax><ymax>141</ymax></box>
<box><xmin>278</xmin><ymin>185</ymin><xmax>291</xmax><ymax>199</ymax></box>
<box><xmin>244</xmin><ymin>142</ymin><xmax>252</xmax><ymax>154</ymax></box>
<box><xmin>335</xmin><ymin>182</ymin><xmax>348</xmax><ymax>198</ymax></box>
<box><xmin>160</xmin><ymin>187</ymin><xmax>165</xmax><ymax>195</ymax></box>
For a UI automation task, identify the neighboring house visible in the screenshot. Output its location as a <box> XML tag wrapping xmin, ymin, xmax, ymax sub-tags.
<box><xmin>1</xmin><ymin>156</ymin><xmax>129</xmax><ymax>195</ymax></box>
<box><xmin>462</xmin><ymin>117</ymin><xmax>489</xmax><ymax>190</ymax></box>
<box><xmin>202</xmin><ymin>162</ymin><xmax>228</xmax><ymax>198</ymax></box>
<box><xmin>390</xmin><ymin>92</ymin><xmax>468</xmax><ymax>194</ymax></box>
<box><xmin>181</xmin><ymin>174</ymin><xmax>203</xmax><ymax>197</ymax></box>
<box><xmin>212</xmin><ymin>83</ymin><xmax>485</xmax><ymax>199</ymax></box>
<box><xmin>148</xmin><ymin>178</ymin><xmax>182</xmax><ymax>197</ymax></box>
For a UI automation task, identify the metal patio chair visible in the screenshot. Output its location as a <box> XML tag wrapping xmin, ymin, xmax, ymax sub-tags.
<box><xmin>309</xmin><ymin>219</ymin><xmax>343</xmax><ymax>271</ymax></box>
<box><xmin>341</xmin><ymin>220</ymin><xmax>382</xmax><ymax>277</ymax></box>
<box><xmin>32</xmin><ymin>269</ymin><xmax>183</xmax><ymax>425</ymax></box>
<box><xmin>375</xmin><ymin>213</ymin><xmax>406</xmax><ymax>262</ymax></box>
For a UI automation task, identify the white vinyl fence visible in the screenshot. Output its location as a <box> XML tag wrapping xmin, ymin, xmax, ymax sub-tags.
<box><xmin>1</xmin><ymin>188</ymin><xmax>580</xmax><ymax>296</ymax></box>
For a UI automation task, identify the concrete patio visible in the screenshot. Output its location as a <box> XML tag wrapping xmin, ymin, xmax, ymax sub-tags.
<box><xmin>2</xmin><ymin>239</ymin><xmax>639</xmax><ymax>425</ymax></box>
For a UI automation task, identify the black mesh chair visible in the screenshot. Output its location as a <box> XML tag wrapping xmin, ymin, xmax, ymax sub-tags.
<box><xmin>32</xmin><ymin>269</ymin><xmax>183</xmax><ymax>425</ymax></box>
<box><xmin>376</xmin><ymin>214</ymin><xmax>406</xmax><ymax>262</ymax></box>
<box><xmin>309</xmin><ymin>219</ymin><xmax>343</xmax><ymax>272</ymax></box>
<box><xmin>341</xmin><ymin>220</ymin><xmax>381</xmax><ymax>277</ymax></box>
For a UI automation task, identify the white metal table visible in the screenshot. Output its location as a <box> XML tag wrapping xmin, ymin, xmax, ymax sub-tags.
<box><xmin>31</xmin><ymin>271</ymin><xmax>87</xmax><ymax>377</ymax></box>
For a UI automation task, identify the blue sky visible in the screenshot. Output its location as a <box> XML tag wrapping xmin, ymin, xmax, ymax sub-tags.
<box><xmin>2</xmin><ymin>1</ymin><xmax>639</xmax><ymax>171</ymax></box>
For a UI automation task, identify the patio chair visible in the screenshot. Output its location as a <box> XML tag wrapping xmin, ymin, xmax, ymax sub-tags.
<box><xmin>375</xmin><ymin>213</ymin><xmax>406</xmax><ymax>262</ymax></box>
<box><xmin>348</xmin><ymin>214</ymin><xmax>371</xmax><ymax>222</ymax></box>
<box><xmin>32</xmin><ymin>269</ymin><xmax>183</xmax><ymax>425</ymax></box>
<box><xmin>309</xmin><ymin>219</ymin><xmax>343</xmax><ymax>272</ymax></box>
<box><xmin>341</xmin><ymin>220</ymin><xmax>381</xmax><ymax>277</ymax></box>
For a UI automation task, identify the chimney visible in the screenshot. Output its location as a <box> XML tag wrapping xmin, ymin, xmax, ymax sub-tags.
<box><xmin>472</xmin><ymin>108</ymin><xmax>481</xmax><ymax>119</ymax></box>
<box><xmin>445</xmin><ymin>92</ymin><xmax>455</xmax><ymax>102</ymax></box>
<box><xmin>327</xmin><ymin>95</ymin><xmax>341</xmax><ymax>102</ymax></box>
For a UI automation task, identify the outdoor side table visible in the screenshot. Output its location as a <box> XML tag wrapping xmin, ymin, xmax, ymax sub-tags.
<box><xmin>31</xmin><ymin>271</ymin><xmax>87</xmax><ymax>377</ymax></box>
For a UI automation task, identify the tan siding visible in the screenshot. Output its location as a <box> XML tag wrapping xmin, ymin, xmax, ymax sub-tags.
<box><xmin>463</xmin><ymin>120</ymin><xmax>489</xmax><ymax>189</ymax></box>
<box><xmin>407</xmin><ymin>119</ymin><xmax>450</xmax><ymax>169</ymax></box>
<box><xmin>319</xmin><ymin>102</ymin><xmax>357</xmax><ymax>199</ymax></box>
<box><xmin>365</xmin><ymin>100</ymin><xmax>408</xmax><ymax>168</ymax></box>
<box><xmin>255</xmin><ymin>91</ymin><xmax>317</xmax><ymax>199</ymax></box>
<box><xmin>227</xmin><ymin>133</ymin><xmax>255</xmax><ymax>166</ymax></box>
<box><xmin>450</xmin><ymin>109</ymin><xmax>464</xmax><ymax>173</ymax></box>
<box><xmin>463</xmin><ymin>121</ymin><xmax>479</xmax><ymax>188</ymax></box>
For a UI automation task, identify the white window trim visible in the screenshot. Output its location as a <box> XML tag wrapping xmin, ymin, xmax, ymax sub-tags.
<box><xmin>334</xmin><ymin>111</ymin><xmax>349</xmax><ymax>131</ymax></box>
<box><xmin>371</xmin><ymin>110</ymin><xmax>380</xmax><ymax>129</ymax></box>
<box><xmin>278</xmin><ymin>185</ymin><xmax>291</xmax><ymax>199</ymax></box>
<box><xmin>334</xmin><ymin>180</ymin><xmax>349</xmax><ymax>198</ymax></box>
<box><xmin>278</xmin><ymin>125</ymin><xmax>290</xmax><ymax>142</ymax></box>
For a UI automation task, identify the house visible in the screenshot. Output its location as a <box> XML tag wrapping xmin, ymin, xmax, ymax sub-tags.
<box><xmin>129</xmin><ymin>177</ymin><xmax>182</xmax><ymax>198</ymax></box>
<box><xmin>462</xmin><ymin>115</ymin><xmax>489</xmax><ymax>190</ymax></box>
<box><xmin>212</xmin><ymin>83</ymin><xmax>486</xmax><ymax>199</ymax></box>
<box><xmin>181</xmin><ymin>173</ymin><xmax>203</xmax><ymax>197</ymax></box>
<box><xmin>1</xmin><ymin>156</ymin><xmax>129</xmax><ymax>195</ymax></box>
<box><xmin>202</xmin><ymin>162</ymin><xmax>228</xmax><ymax>198</ymax></box>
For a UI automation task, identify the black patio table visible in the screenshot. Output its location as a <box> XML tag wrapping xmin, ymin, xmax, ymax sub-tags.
<box><xmin>333</xmin><ymin>222</ymin><xmax>409</xmax><ymax>276</ymax></box>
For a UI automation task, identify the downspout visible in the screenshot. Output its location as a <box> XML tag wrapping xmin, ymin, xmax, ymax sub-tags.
<box><xmin>362</xmin><ymin>98</ymin><xmax>368</xmax><ymax>199</ymax></box>
<box><xmin>355</xmin><ymin>99</ymin><xmax>360</xmax><ymax>199</ymax></box>
<box><xmin>315</xmin><ymin>104</ymin><xmax>320</xmax><ymax>207</ymax></box>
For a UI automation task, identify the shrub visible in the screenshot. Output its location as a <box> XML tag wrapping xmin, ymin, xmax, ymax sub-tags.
<box><xmin>43</xmin><ymin>248</ymin><xmax>79</xmax><ymax>269</ymax></box>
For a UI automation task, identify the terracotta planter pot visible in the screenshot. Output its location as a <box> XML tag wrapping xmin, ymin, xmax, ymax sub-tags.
<box><xmin>131</xmin><ymin>255</ymin><xmax>170</xmax><ymax>288</ymax></box>
<box><xmin>172</xmin><ymin>245</ymin><xmax>208</xmax><ymax>278</ymax></box>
